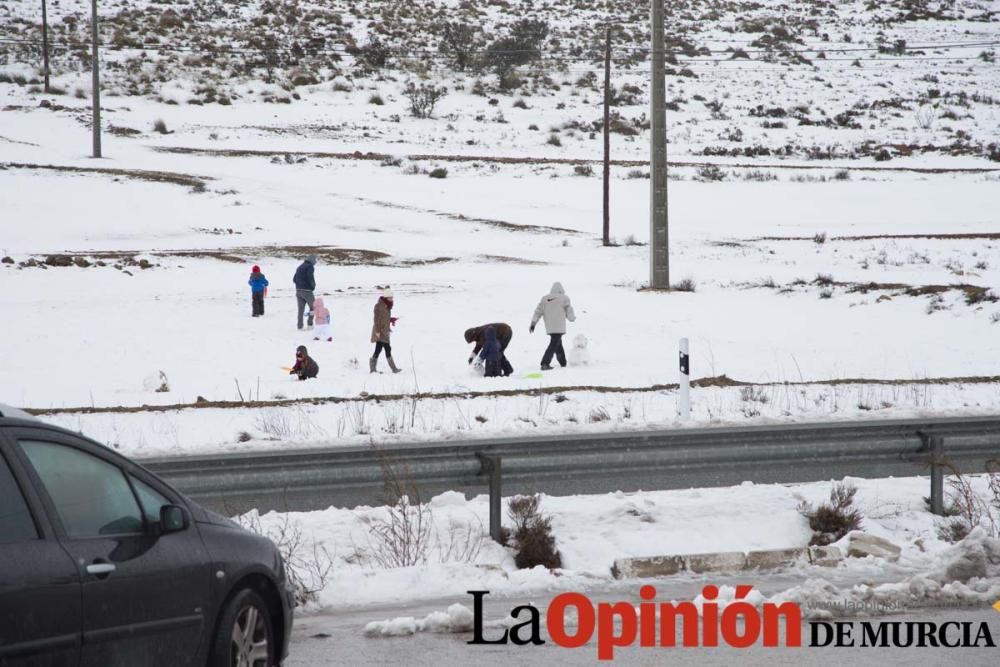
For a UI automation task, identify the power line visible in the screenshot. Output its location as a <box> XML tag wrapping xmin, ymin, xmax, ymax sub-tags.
<box><xmin>0</xmin><ymin>34</ymin><xmax>996</xmax><ymax>58</ymax></box>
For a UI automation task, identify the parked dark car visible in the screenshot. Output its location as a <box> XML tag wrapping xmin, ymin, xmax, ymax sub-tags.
<box><xmin>0</xmin><ymin>404</ymin><xmax>293</xmax><ymax>666</ymax></box>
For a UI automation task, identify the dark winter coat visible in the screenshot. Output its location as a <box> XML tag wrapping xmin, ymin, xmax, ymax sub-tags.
<box><xmin>291</xmin><ymin>350</ymin><xmax>319</xmax><ymax>380</ymax></box>
<box><xmin>479</xmin><ymin>327</ymin><xmax>503</xmax><ymax>363</ymax></box>
<box><xmin>371</xmin><ymin>297</ymin><xmax>392</xmax><ymax>344</ymax></box>
<box><xmin>465</xmin><ymin>322</ymin><xmax>512</xmax><ymax>355</ymax></box>
<box><xmin>248</xmin><ymin>271</ymin><xmax>269</xmax><ymax>293</ymax></box>
<box><xmin>293</xmin><ymin>259</ymin><xmax>316</xmax><ymax>291</ymax></box>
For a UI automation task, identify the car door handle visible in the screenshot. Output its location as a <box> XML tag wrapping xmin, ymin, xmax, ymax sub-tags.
<box><xmin>86</xmin><ymin>563</ymin><xmax>116</xmax><ymax>576</ymax></box>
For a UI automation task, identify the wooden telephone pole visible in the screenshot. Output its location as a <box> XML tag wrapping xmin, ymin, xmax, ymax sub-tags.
<box><xmin>602</xmin><ymin>25</ymin><xmax>612</xmax><ymax>246</ymax></box>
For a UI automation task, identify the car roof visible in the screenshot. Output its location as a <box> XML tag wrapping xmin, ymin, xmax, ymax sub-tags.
<box><xmin>0</xmin><ymin>403</ymin><xmax>40</xmax><ymax>422</ymax></box>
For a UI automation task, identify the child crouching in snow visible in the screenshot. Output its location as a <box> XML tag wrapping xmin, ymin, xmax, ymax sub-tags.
<box><xmin>248</xmin><ymin>265</ymin><xmax>269</xmax><ymax>317</ymax></box>
<box><xmin>290</xmin><ymin>345</ymin><xmax>319</xmax><ymax>380</ymax></box>
<box><xmin>312</xmin><ymin>298</ymin><xmax>332</xmax><ymax>342</ymax></box>
<box><xmin>480</xmin><ymin>326</ymin><xmax>503</xmax><ymax>378</ymax></box>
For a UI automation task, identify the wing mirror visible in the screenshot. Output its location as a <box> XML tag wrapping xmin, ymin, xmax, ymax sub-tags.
<box><xmin>159</xmin><ymin>505</ymin><xmax>189</xmax><ymax>535</ymax></box>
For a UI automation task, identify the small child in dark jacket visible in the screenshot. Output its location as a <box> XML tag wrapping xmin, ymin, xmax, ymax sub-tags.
<box><xmin>479</xmin><ymin>327</ymin><xmax>503</xmax><ymax>378</ymax></box>
<box><xmin>290</xmin><ymin>345</ymin><xmax>319</xmax><ymax>380</ymax></box>
<box><xmin>248</xmin><ymin>265</ymin><xmax>269</xmax><ymax>317</ymax></box>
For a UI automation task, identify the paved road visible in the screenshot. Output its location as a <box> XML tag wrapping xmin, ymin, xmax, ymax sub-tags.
<box><xmin>286</xmin><ymin>575</ymin><xmax>1000</xmax><ymax>666</ymax></box>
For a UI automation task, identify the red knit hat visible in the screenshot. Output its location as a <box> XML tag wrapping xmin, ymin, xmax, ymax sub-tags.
<box><xmin>252</xmin><ymin>265</ymin><xmax>260</xmax><ymax>272</ymax></box>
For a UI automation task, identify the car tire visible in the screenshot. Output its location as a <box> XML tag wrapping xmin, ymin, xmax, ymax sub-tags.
<box><xmin>210</xmin><ymin>588</ymin><xmax>276</xmax><ymax>667</ymax></box>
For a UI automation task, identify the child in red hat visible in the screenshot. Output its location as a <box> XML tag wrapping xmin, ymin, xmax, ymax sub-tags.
<box><xmin>248</xmin><ymin>265</ymin><xmax>269</xmax><ymax>317</ymax></box>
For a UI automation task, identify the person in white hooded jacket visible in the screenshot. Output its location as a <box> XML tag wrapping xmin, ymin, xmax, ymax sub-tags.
<box><xmin>529</xmin><ymin>281</ymin><xmax>576</xmax><ymax>370</ymax></box>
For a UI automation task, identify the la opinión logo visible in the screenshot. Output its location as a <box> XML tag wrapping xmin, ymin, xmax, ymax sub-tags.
<box><xmin>468</xmin><ymin>585</ymin><xmax>802</xmax><ymax>660</ymax></box>
<box><xmin>467</xmin><ymin>587</ymin><xmax>999</xmax><ymax>660</ymax></box>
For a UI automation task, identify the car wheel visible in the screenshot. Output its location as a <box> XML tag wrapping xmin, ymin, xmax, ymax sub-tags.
<box><xmin>210</xmin><ymin>588</ymin><xmax>275</xmax><ymax>667</ymax></box>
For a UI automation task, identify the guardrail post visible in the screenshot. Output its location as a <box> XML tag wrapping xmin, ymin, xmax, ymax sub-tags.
<box><xmin>929</xmin><ymin>435</ymin><xmax>944</xmax><ymax>516</ymax></box>
<box><xmin>476</xmin><ymin>453</ymin><xmax>502</xmax><ymax>543</ymax></box>
<box><xmin>919</xmin><ymin>432</ymin><xmax>945</xmax><ymax>516</ymax></box>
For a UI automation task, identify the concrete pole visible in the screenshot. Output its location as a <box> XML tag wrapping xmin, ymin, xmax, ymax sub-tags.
<box><xmin>41</xmin><ymin>0</ymin><xmax>50</xmax><ymax>93</ymax></box>
<box><xmin>649</xmin><ymin>0</ymin><xmax>669</xmax><ymax>288</ymax></box>
<box><xmin>90</xmin><ymin>0</ymin><xmax>102</xmax><ymax>158</ymax></box>
<box><xmin>678</xmin><ymin>337</ymin><xmax>690</xmax><ymax>419</ymax></box>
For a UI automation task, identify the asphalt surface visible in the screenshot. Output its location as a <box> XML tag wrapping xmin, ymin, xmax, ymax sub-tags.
<box><xmin>285</xmin><ymin>575</ymin><xmax>1000</xmax><ymax>666</ymax></box>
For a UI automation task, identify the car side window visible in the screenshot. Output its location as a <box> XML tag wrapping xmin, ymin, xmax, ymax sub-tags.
<box><xmin>0</xmin><ymin>452</ymin><xmax>38</xmax><ymax>543</ymax></box>
<box><xmin>131</xmin><ymin>476</ymin><xmax>172</xmax><ymax>523</ymax></box>
<box><xmin>19</xmin><ymin>440</ymin><xmax>144</xmax><ymax>538</ymax></box>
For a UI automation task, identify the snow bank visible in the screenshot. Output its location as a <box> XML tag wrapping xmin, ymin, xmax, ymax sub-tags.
<box><xmin>363</xmin><ymin>603</ymin><xmax>474</xmax><ymax>637</ymax></box>
<box><xmin>772</xmin><ymin>528</ymin><xmax>1000</xmax><ymax>619</ymax></box>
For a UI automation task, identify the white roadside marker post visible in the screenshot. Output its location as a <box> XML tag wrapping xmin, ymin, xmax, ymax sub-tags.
<box><xmin>678</xmin><ymin>338</ymin><xmax>690</xmax><ymax>420</ymax></box>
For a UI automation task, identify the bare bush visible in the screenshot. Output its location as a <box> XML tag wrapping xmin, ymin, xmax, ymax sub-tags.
<box><xmin>916</xmin><ymin>104</ymin><xmax>936</xmax><ymax>130</ymax></box>
<box><xmin>588</xmin><ymin>406</ymin><xmax>610</xmax><ymax>423</ymax></box>
<box><xmin>237</xmin><ymin>511</ymin><xmax>334</xmax><ymax>606</ymax></box>
<box><xmin>154</xmin><ymin>370</ymin><xmax>170</xmax><ymax>392</ymax></box>
<box><xmin>798</xmin><ymin>482</ymin><xmax>862</xmax><ymax>546</ymax></box>
<box><xmin>485</xmin><ymin>19</ymin><xmax>549</xmax><ymax>84</ymax></box>
<box><xmin>365</xmin><ymin>447</ymin><xmax>432</xmax><ymax>568</ymax></box>
<box><xmin>404</xmin><ymin>82</ymin><xmax>448</xmax><ymax>119</ymax></box>
<box><xmin>438</xmin><ymin>21</ymin><xmax>481</xmax><ymax>71</ymax></box>
<box><xmin>672</xmin><ymin>278</ymin><xmax>696</xmax><ymax>292</ymax></box>
<box><xmin>505</xmin><ymin>495</ymin><xmax>562</xmax><ymax>570</ymax></box>
<box><xmin>944</xmin><ymin>464</ymin><xmax>998</xmax><ymax>538</ymax></box>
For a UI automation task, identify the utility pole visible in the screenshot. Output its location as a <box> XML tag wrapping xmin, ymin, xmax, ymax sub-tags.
<box><xmin>41</xmin><ymin>0</ymin><xmax>50</xmax><ymax>93</ymax></box>
<box><xmin>649</xmin><ymin>0</ymin><xmax>669</xmax><ymax>288</ymax></box>
<box><xmin>602</xmin><ymin>25</ymin><xmax>611</xmax><ymax>247</ymax></box>
<box><xmin>90</xmin><ymin>0</ymin><xmax>101</xmax><ymax>158</ymax></box>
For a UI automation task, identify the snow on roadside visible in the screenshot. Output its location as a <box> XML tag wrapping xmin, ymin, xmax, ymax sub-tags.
<box><xmin>364</xmin><ymin>603</ymin><xmax>475</xmax><ymax>637</ymax></box>
<box><xmin>40</xmin><ymin>382</ymin><xmax>1000</xmax><ymax>460</ymax></box>
<box><xmin>772</xmin><ymin>528</ymin><xmax>1000</xmax><ymax>619</ymax></box>
<box><xmin>247</xmin><ymin>475</ymin><xmax>999</xmax><ymax>612</ymax></box>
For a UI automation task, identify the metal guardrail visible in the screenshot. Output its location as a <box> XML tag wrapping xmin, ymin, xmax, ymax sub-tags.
<box><xmin>143</xmin><ymin>416</ymin><xmax>1000</xmax><ymax>515</ymax></box>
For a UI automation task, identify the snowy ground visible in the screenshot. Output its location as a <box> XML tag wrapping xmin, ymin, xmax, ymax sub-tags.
<box><xmin>243</xmin><ymin>474</ymin><xmax>1000</xmax><ymax>612</ymax></box>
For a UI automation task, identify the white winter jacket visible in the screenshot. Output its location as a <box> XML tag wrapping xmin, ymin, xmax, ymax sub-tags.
<box><xmin>531</xmin><ymin>282</ymin><xmax>576</xmax><ymax>335</ymax></box>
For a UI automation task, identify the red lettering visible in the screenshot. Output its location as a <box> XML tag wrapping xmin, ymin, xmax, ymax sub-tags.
<box><xmin>701</xmin><ymin>585</ymin><xmax>719</xmax><ymax>647</ymax></box>
<box><xmin>639</xmin><ymin>585</ymin><xmax>657</xmax><ymax>647</ymax></box>
<box><xmin>547</xmin><ymin>593</ymin><xmax>595</xmax><ymax>649</ymax></box>
<box><xmin>597</xmin><ymin>602</ymin><xmax>638</xmax><ymax>660</ymax></box>
<box><xmin>660</xmin><ymin>602</ymin><xmax>700</xmax><ymax>647</ymax></box>
<box><xmin>762</xmin><ymin>602</ymin><xmax>802</xmax><ymax>647</ymax></box>
<box><xmin>721</xmin><ymin>602</ymin><xmax>761</xmax><ymax>648</ymax></box>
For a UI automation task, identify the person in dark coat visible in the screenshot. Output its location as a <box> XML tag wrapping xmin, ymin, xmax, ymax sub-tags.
<box><xmin>465</xmin><ymin>322</ymin><xmax>514</xmax><ymax>376</ymax></box>
<box><xmin>289</xmin><ymin>345</ymin><xmax>319</xmax><ymax>380</ymax></box>
<box><xmin>293</xmin><ymin>256</ymin><xmax>317</xmax><ymax>330</ymax></box>
<box><xmin>479</xmin><ymin>327</ymin><xmax>504</xmax><ymax>377</ymax></box>
<box><xmin>248</xmin><ymin>265</ymin><xmax>269</xmax><ymax>317</ymax></box>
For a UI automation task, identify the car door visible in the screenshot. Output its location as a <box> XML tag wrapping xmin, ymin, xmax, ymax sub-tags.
<box><xmin>0</xmin><ymin>441</ymin><xmax>81</xmax><ymax>667</ymax></box>
<box><xmin>10</xmin><ymin>431</ymin><xmax>211</xmax><ymax>667</ymax></box>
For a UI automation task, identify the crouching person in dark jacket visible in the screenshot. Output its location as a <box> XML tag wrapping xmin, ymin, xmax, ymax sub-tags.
<box><xmin>290</xmin><ymin>345</ymin><xmax>319</xmax><ymax>380</ymax></box>
<box><xmin>480</xmin><ymin>327</ymin><xmax>504</xmax><ymax>377</ymax></box>
<box><xmin>465</xmin><ymin>322</ymin><xmax>513</xmax><ymax>376</ymax></box>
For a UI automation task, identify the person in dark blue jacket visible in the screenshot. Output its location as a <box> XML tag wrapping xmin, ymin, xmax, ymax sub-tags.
<box><xmin>248</xmin><ymin>265</ymin><xmax>269</xmax><ymax>317</ymax></box>
<box><xmin>479</xmin><ymin>326</ymin><xmax>504</xmax><ymax>378</ymax></box>
<box><xmin>293</xmin><ymin>256</ymin><xmax>317</xmax><ymax>330</ymax></box>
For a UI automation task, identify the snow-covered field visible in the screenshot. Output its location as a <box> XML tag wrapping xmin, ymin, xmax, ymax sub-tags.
<box><xmin>245</xmin><ymin>475</ymin><xmax>1000</xmax><ymax>613</ymax></box>
<box><xmin>1</xmin><ymin>0</ymin><xmax>999</xmax><ymax>457</ymax></box>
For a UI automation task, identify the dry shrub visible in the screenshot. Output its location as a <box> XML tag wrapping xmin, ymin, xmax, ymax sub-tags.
<box><xmin>237</xmin><ymin>511</ymin><xmax>333</xmax><ymax>606</ymax></box>
<box><xmin>943</xmin><ymin>463</ymin><xmax>998</xmax><ymax>538</ymax></box>
<box><xmin>506</xmin><ymin>495</ymin><xmax>562</xmax><ymax>570</ymax></box>
<box><xmin>798</xmin><ymin>482</ymin><xmax>862</xmax><ymax>546</ymax></box>
<box><xmin>365</xmin><ymin>447</ymin><xmax>432</xmax><ymax>568</ymax></box>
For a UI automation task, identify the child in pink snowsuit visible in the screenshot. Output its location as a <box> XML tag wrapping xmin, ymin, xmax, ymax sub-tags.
<box><xmin>312</xmin><ymin>298</ymin><xmax>332</xmax><ymax>342</ymax></box>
